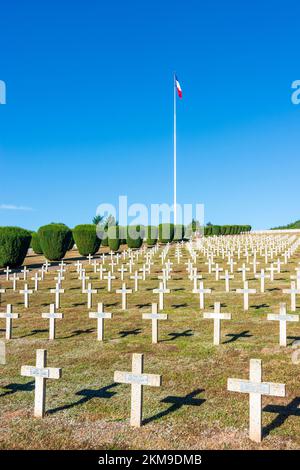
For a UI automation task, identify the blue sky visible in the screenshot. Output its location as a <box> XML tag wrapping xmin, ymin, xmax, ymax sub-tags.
<box><xmin>0</xmin><ymin>0</ymin><xmax>300</xmax><ymax>230</ymax></box>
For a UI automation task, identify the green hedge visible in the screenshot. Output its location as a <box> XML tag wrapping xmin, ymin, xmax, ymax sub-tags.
<box><xmin>73</xmin><ymin>224</ymin><xmax>101</xmax><ymax>256</ymax></box>
<box><xmin>146</xmin><ymin>226</ymin><xmax>158</xmax><ymax>246</ymax></box>
<box><xmin>31</xmin><ymin>232</ymin><xmax>43</xmax><ymax>254</ymax></box>
<box><xmin>107</xmin><ymin>225</ymin><xmax>120</xmax><ymax>252</ymax></box>
<box><xmin>68</xmin><ymin>232</ymin><xmax>75</xmax><ymax>251</ymax></box>
<box><xmin>173</xmin><ymin>224</ymin><xmax>184</xmax><ymax>241</ymax></box>
<box><xmin>158</xmin><ymin>223</ymin><xmax>174</xmax><ymax>244</ymax></box>
<box><xmin>126</xmin><ymin>225</ymin><xmax>143</xmax><ymax>249</ymax></box>
<box><xmin>204</xmin><ymin>225</ymin><xmax>251</xmax><ymax>236</ymax></box>
<box><xmin>118</xmin><ymin>226</ymin><xmax>127</xmax><ymax>245</ymax></box>
<box><xmin>0</xmin><ymin>226</ymin><xmax>32</xmax><ymax>268</ymax></box>
<box><xmin>38</xmin><ymin>223</ymin><xmax>72</xmax><ymax>261</ymax></box>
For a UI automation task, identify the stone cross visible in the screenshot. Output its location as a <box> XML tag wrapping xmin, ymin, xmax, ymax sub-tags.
<box><xmin>104</xmin><ymin>271</ymin><xmax>115</xmax><ymax>292</ymax></box>
<box><xmin>19</xmin><ymin>283</ymin><xmax>33</xmax><ymax>308</ymax></box>
<box><xmin>87</xmin><ymin>254</ymin><xmax>93</xmax><ymax>264</ymax></box>
<box><xmin>290</xmin><ymin>271</ymin><xmax>300</xmax><ymax>290</ymax></box>
<box><xmin>227</xmin><ymin>358</ymin><xmax>285</xmax><ymax>442</ymax></box>
<box><xmin>238</xmin><ymin>263</ymin><xmax>250</xmax><ymax>282</ymax></box>
<box><xmin>142</xmin><ymin>303</ymin><xmax>168</xmax><ymax>343</ymax></box>
<box><xmin>50</xmin><ymin>283</ymin><xmax>64</xmax><ymax>309</ymax></box>
<box><xmin>9</xmin><ymin>273</ymin><xmax>19</xmax><ymax>291</ymax></box>
<box><xmin>130</xmin><ymin>271</ymin><xmax>142</xmax><ymax>292</ymax></box>
<box><xmin>212</xmin><ymin>263</ymin><xmax>223</xmax><ymax>281</ymax></box>
<box><xmin>220</xmin><ymin>270</ymin><xmax>234</xmax><ymax>293</ymax></box>
<box><xmin>42</xmin><ymin>304</ymin><xmax>63</xmax><ymax>340</ymax></box>
<box><xmin>21</xmin><ymin>349</ymin><xmax>62</xmax><ymax>418</ymax></box>
<box><xmin>0</xmin><ymin>304</ymin><xmax>20</xmax><ymax>339</ymax></box>
<box><xmin>31</xmin><ymin>272</ymin><xmax>42</xmax><ymax>291</ymax></box>
<box><xmin>236</xmin><ymin>281</ymin><xmax>256</xmax><ymax>311</ymax></box>
<box><xmin>153</xmin><ymin>282</ymin><xmax>170</xmax><ymax>310</ymax></box>
<box><xmin>97</xmin><ymin>264</ymin><xmax>107</xmax><ymax>280</ymax></box>
<box><xmin>255</xmin><ymin>268</ymin><xmax>270</xmax><ymax>293</ymax></box>
<box><xmin>83</xmin><ymin>282</ymin><xmax>97</xmax><ymax>309</ymax></box>
<box><xmin>118</xmin><ymin>264</ymin><xmax>128</xmax><ymax>281</ymax></box>
<box><xmin>114</xmin><ymin>353</ymin><xmax>162</xmax><ymax>427</ymax></box>
<box><xmin>80</xmin><ymin>270</ymin><xmax>89</xmax><ymax>291</ymax></box>
<box><xmin>282</xmin><ymin>281</ymin><xmax>300</xmax><ymax>312</ymax></box>
<box><xmin>267</xmin><ymin>302</ymin><xmax>299</xmax><ymax>346</ymax></box>
<box><xmin>193</xmin><ymin>280</ymin><xmax>211</xmax><ymax>309</ymax></box>
<box><xmin>21</xmin><ymin>266</ymin><xmax>29</xmax><ymax>281</ymax></box>
<box><xmin>116</xmin><ymin>283</ymin><xmax>132</xmax><ymax>310</ymax></box>
<box><xmin>43</xmin><ymin>260</ymin><xmax>51</xmax><ymax>272</ymax></box>
<box><xmin>89</xmin><ymin>302</ymin><xmax>112</xmax><ymax>341</ymax></box>
<box><xmin>4</xmin><ymin>266</ymin><xmax>12</xmax><ymax>281</ymax></box>
<box><xmin>203</xmin><ymin>302</ymin><xmax>231</xmax><ymax>345</ymax></box>
<box><xmin>266</xmin><ymin>263</ymin><xmax>277</xmax><ymax>282</ymax></box>
<box><xmin>74</xmin><ymin>260</ymin><xmax>82</xmax><ymax>273</ymax></box>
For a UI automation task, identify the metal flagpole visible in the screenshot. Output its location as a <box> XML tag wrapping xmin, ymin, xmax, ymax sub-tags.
<box><xmin>173</xmin><ymin>73</ymin><xmax>177</xmax><ymax>225</ymax></box>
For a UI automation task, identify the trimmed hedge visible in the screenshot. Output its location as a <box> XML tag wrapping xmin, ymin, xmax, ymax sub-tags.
<box><xmin>31</xmin><ymin>232</ymin><xmax>43</xmax><ymax>254</ymax></box>
<box><xmin>68</xmin><ymin>232</ymin><xmax>75</xmax><ymax>251</ymax></box>
<box><xmin>38</xmin><ymin>223</ymin><xmax>72</xmax><ymax>261</ymax></box>
<box><xmin>73</xmin><ymin>224</ymin><xmax>101</xmax><ymax>256</ymax></box>
<box><xmin>146</xmin><ymin>226</ymin><xmax>158</xmax><ymax>246</ymax></box>
<box><xmin>126</xmin><ymin>225</ymin><xmax>143</xmax><ymax>249</ymax></box>
<box><xmin>158</xmin><ymin>223</ymin><xmax>174</xmax><ymax>244</ymax></box>
<box><xmin>107</xmin><ymin>225</ymin><xmax>120</xmax><ymax>252</ymax></box>
<box><xmin>204</xmin><ymin>225</ymin><xmax>251</xmax><ymax>236</ymax></box>
<box><xmin>118</xmin><ymin>226</ymin><xmax>127</xmax><ymax>245</ymax></box>
<box><xmin>0</xmin><ymin>226</ymin><xmax>32</xmax><ymax>268</ymax></box>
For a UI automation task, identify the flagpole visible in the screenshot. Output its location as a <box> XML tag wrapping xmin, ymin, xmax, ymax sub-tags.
<box><xmin>173</xmin><ymin>73</ymin><xmax>177</xmax><ymax>226</ymax></box>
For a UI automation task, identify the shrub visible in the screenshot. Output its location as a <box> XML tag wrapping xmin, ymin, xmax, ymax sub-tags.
<box><xmin>127</xmin><ymin>225</ymin><xmax>143</xmax><ymax>249</ymax></box>
<box><xmin>38</xmin><ymin>224</ymin><xmax>72</xmax><ymax>261</ymax></box>
<box><xmin>174</xmin><ymin>224</ymin><xmax>185</xmax><ymax>241</ymax></box>
<box><xmin>146</xmin><ymin>226</ymin><xmax>158</xmax><ymax>246</ymax></box>
<box><xmin>107</xmin><ymin>225</ymin><xmax>120</xmax><ymax>252</ymax></box>
<box><xmin>31</xmin><ymin>232</ymin><xmax>43</xmax><ymax>254</ymax></box>
<box><xmin>0</xmin><ymin>226</ymin><xmax>32</xmax><ymax>268</ymax></box>
<box><xmin>118</xmin><ymin>226</ymin><xmax>127</xmax><ymax>245</ymax></box>
<box><xmin>73</xmin><ymin>224</ymin><xmax>101</xmax><ymax>256</ymax></box>
<box><xmin>158</xmin><ymin>223</ymin><xmax>174</xmax><ymax>244</ymax></box>
<box><xmin>68</xmin><ymin>232</ymin><xmax>75</xmax><ymax>250</ymax></box>
<box><xmin>212</xmin><ymin>225</ymin><xmax>221</xmax><ymax>236</ymax></box>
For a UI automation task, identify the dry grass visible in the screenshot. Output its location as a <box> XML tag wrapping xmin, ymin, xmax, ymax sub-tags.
<box><xmin>0</xmin><ymin>240</ymin><xmax>300</xmax><ymax>450</ymax></box>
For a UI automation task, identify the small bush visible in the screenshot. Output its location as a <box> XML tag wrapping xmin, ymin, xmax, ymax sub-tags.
<box><xmin>38</xmin><ymin>223</ymin><xmax>72</xmax><ymax>261</ymax></box>
<box><xmin>73</xmin><ymin>224</ymin><xmax>101</xmax><ymax>256</ymax></box>
<box><xmin>31</xmin><ymin>232</ymin><xmax>43</xmax><ymax>254</ymax></box>
<box><xmin>146</xmin><ymin>226</ymin><xmax>158</xmax><ymax>246</ymax></box>
<box><xmin>107</xmin><ymin>225</ymin><xmax>120</xmax><ymax>251</ymax></box>
<box><xmin>68</xmin><ymin>232</ymin><xmax>75</xmax><ymax>250</ymax></box>
<box><xmin>0</xmin><ymin>226</ymin><xmax>32</xmax><ymax>268</ymax></box>
<box><xmin>158</xmin><ymin>223</ymin><xmax>174</xmax><ymax>244</ymax></box>
<box><xmin>127</xmin><ymin>225</ymin><xmax>143</xmax><ymax>249</ymax></box>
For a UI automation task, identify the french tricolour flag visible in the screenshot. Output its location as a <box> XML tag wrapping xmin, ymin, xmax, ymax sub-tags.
<box><xmin>175</xmin><ymin>75</ymin><xmax>182</xmax><ymax>99</ymax></box>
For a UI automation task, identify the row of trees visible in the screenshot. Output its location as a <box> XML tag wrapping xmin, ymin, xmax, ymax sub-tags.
<box><xmin>0</xmin><ymin>223</ymin><xmax>251</xmax><ymax>267</ymax></box>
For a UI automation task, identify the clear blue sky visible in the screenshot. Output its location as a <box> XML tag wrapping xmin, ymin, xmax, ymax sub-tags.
<box><xmin>0</xmin><ymin>0</ymin><xmax>300</xmax><ymax>231</ymax></box>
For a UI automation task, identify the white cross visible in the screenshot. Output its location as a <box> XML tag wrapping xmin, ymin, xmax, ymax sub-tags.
<box><xmin>267</xmin><ymin>302</ymin><xmax>299</xmax><ymax>347</ymax></box>
<box><xmin>290</xmin><ymin>271</ymin><xmax>300</xmax><ymax>290</ymax></box>
<box><xmin>190</xmin><ymin>268</ymin><xmax>203</xmax><ymax>292</ymax></box>
<box><xmin>43</xmin><ymin>260</ymin><xmax>51</xmax><ymax>272</ymax></box>
<box><xmin>236</xmin><ymin>281</ymin><xmax>256</xmax><ymax>311</ymax></box>
<box><xmin>97</xmin><ymin>264</ymin><xmax>107</xmax><ymax>280</ymax></box>
<box><xmin>193</xmin><ymin>280</ymin><xmax>211</xmax><ymax>309</ymax></box>
<box><xmin>19</xmin><ymin>283</ymin><xmax>33</xmax><ymax>308</ymax></box>
<box><xmin>9</xmin><ymin>273</ymin><xmax>19</xmax><ymax>291</ymax></box>
<box><xmin>0</xmin><ymin>304</ymin><xmax>20</xmax><ymax>339</ymax></box>
<box><xmin>31</xmin><ymin>272</ymin><xmax>42</xmax><ymax>291</ymax></box>
<box><xmin>227</xmin><ymin>358</ymin><xmax>285</xmax><ymax>442</ymax></box>
<box><xmin>114</xmin><ymin>353</ymin><xmax>161</xmax><ymax>427</ymax></box>
<box><xmin>83</xmin><ymin>282</ymin><xmax>97</xmax><ymax>309</ymax></box>
<box><xmin>266</xmin><ymin>263</ymin><xmax>277</xmax><ymax>282</ymax></box>
<box><xmin>89</xmin><ymin>302</ymin><xmax>112</xmax><ymax>341</ymax></box>
<box><xmin>116</xmin><ymin>283</ymin><xmax>132</xmax><ymax>310</ymax></box>
<box><xmin>130</xmin><ymin>271</ymin><xmax>142</xmax><ymax>292</ymax></box>
<box><xmin>42</xmin><ymin>304</ymin><xmax>63</xmax><ymax>340</ymax></box>
<box><xmin>203</xmin><ymin>302</ymin><xmax>232</xmax><ymax>345</ymax></box>
<box><xmin>87</xmin><ymin>254</ymin><xmax>93</xmax><ymax>264</ymax></box>
<box><xmin>212</xmin><ymin>263</ymin><xmax>223</xmax><ymax>281</ymax></box>
<box><xmin>4</xmin><ymin>266</ymin><xmax>12</xmax><ymax>281</ymax></box>
<box><xmin>282</xmin><ymin>281</ymin><xmax>300</xmax><ymax>312</ymax></box>
<box><xmin>21</xmin><ymin>349</ymin><xmax>62</xmax><ymax>418</ymax></box>
<box><xmin>74</xmin><ymin>260</ymin><xmax>82</xmax><ymax>273</ymax></box>
<box><xmin>220</xmin><ymin>270</ymin><xmax>234</xmax><ymax>292</ymax></box>
<box><xmin>79</xmin><ymin>270</ymin><xmax>89</xmax><ymax>291</ymax></box>
<box><xmin>238</xmin><ymin>263</ymin><xmax>250</xmax><ymax>282</ymax></box>
<box><xmin>21</xmin><ymin>266</ymin><xmax>29</xmax><ymax>280</ymax></box>
<box><xmin>255</xmin><ymin>268</ymin><xmax>270</xmax><ymax>293</ymax></box>
<box><xmin>118</xmin><ymin>264</ymin><xmax>128</xmax><ymax>281</ymax></box>
<box><xmin>50</xmin><ymin>283</ymin><xmax>64</xmax><ymax>309</ymax></box>
<box><xmin>142</xmin><ymin>303</ymin><xmax>168</xmax><ymax>343</ymax></box>
<box><xmin>153</xmin><ymin>282</ymin><xmax>170</xmax><ymax>310</ymax></box>
<box><xmin>104</xmin><ymin>271</ymin><xmax>115</xmax><ymax>292</ymax></box>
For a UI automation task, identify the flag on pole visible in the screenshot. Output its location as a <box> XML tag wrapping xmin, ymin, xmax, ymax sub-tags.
<box><xmin>175</xmin><ymin>75</ymin><xmax>182</xmax><ymax>98</ymax></box>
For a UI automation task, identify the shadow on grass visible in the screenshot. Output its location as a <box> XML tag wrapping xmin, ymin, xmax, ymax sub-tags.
<box><xmin>119</xmin><ymin>329</ymin><xmax>142</xmax><ymax>338</ymax></box>
<box><xmin>61</xmin><ymin>328</ymin><xmax>95</xmax><ymax>339</ymax></box>
<box><xmin>162</xmin><ymin>330</ymin><xmax>193</xmax><ymax>342</ymax></box>
<box><xmin>0</xmin><ymin>380</ymin><xmax>35</xmax><ymax>397</ymax></box>
<box><xmin>263</xmin><ymin>397</ymin><xmax>300</xmax><ymax>438</ymax></box>
<box><xmin>250</xmin><ymin>303</ymin><xmax>269</xmax><ymax>310</ymax></box>
<box><xmin>143</xmin><ymin>389</ymin><xmax>205</xmax><ymax>425</ymax></box>
<box><xmin>136</xmin><ymin>303</ymin><xmax>152</xmax><ymax>309</ymax></box>
<box><xmin>223</xmin><ymin>330</ymin><xmax>253</xmax><ymax>343</ymax></box>
<box><xmin>18</xmin><ymin>329</ymin><xmax>48</xmax><ymax>338</ymax></box>
<box><xmin>172</xmin><ymin>303</ymin><xmax>188</xmax><ymax>309</ymax></box>
<box><xmin>48</xmin><ymin>383</ymin><xmax>119</xmax><ymax>415</ymax></box>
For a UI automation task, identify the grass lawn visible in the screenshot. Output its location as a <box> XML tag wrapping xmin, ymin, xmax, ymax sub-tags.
<box><xmin>0</xmin><ymin>240</ymin><xmax>300</xmax><ymax>450</ymax></box>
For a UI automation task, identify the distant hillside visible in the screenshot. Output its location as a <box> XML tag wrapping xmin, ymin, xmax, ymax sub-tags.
<box><xmin>271</xmin><ymin>220</ymin><xmax>300</xmax><ymax>230</ymax></box>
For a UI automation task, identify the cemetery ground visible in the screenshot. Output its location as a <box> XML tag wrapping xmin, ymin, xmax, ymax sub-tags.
<box><xmin>0</xmin><ymin>243</ymin><xmax>300</xmax><ymax>450</ymax></box>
